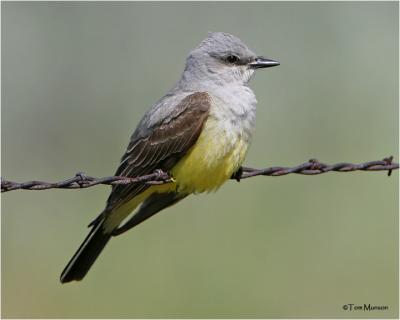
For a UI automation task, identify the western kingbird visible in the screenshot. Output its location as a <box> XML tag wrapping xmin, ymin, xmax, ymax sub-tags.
<box><xmin>60</xmin><ymin>32</ymin><xmax>279</xmax><ymax>283</ymax></box>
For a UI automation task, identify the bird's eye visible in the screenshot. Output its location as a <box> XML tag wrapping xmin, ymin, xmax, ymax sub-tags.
<box><xmin>225</xmin><ymin>55</ymin><xmax>239</xmax><ymax>64</ymax></box>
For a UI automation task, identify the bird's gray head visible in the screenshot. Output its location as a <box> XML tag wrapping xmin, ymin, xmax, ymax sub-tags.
<box><xmin>181</xmin><ymin>32</ymin><xmax>279</xmax><ymax>86</ymax></box>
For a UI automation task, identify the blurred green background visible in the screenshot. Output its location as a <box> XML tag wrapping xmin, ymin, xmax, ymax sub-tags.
<box><xmin>1</xmin><ymin>2</ymin><xmax>398</xmax><ymax>318</ymax></box>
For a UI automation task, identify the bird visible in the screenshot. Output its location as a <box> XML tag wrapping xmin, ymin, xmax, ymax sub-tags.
<box><xmin>60</xmin><ymin>31</ymin><xmax>279</xmax><ymax>283</ymax></box>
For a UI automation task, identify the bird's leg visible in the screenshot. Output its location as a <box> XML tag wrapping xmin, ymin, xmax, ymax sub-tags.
<box><xmin>231</xmin><ymin>166</ymin><xmax>243</xmax><ymax>182</ymax></box>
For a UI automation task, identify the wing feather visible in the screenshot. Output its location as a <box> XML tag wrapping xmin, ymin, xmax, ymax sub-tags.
<box><xmin>105</xmin><ymin>92</ymin><xmax>211</xmax><ymax>211</ymax></box>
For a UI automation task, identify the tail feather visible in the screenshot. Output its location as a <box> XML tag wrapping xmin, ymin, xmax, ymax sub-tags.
<box><xmin>112</xmin><ymin>192</ymin><xmax>187</xmax><ymax>236</ymax></box>
<box><xmin>60</xmin><ymin>218</ymin><xmax>111</xmax><ymax>283</ymax></box>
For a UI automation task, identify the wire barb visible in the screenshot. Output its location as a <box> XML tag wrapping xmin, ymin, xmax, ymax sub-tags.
<box><xmin>1</xmin><ymin>157</ymin><xmax>398</xmax><ymax>193</ymax></box>
<box><xmin>238</xmin><ymin>156</ymin><xmax>398</xmax><ymax>178</ymax></box>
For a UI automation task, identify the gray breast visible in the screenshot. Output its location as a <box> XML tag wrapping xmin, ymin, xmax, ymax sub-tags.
<box><xmin>209</xmin><ymin>85</ymin><xmax>257</xmax><ymax>143</ymax></box>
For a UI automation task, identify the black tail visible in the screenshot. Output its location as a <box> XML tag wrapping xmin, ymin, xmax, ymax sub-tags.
<box><xmin>60</xmin><ymin>218</ymin><xmax>111</xmax><ymax>283</ymax></box>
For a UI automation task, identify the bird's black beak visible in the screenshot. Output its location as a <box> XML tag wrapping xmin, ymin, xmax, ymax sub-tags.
<box><xmin>249</xmin><ymin>56</ymin><xmax>280</xmax><ymax>69</ymax></box>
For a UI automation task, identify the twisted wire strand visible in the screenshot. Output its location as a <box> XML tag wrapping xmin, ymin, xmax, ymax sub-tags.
<box><xmin>1</xmin><ymin>157</ymin><xmax>398</xmax><ymax>193</ymax></box>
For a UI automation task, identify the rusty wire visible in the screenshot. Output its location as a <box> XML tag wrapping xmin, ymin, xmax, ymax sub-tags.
<box><xmin>1</xmin><ymin>157</ymin><xmax>398</xmax><ymax>193</ymax></box>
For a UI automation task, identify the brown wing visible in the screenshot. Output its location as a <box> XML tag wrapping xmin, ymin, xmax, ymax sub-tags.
<box><xmin>105</xmin><ymin>92</ymin><xmax>211</xmax><ymax>211</ymax></box>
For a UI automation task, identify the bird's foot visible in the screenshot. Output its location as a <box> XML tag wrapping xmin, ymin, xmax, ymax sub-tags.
<box><xmin>231</xmin><ymin>167</ymin><xmax>243</xmax><ymax>182</ymax></box>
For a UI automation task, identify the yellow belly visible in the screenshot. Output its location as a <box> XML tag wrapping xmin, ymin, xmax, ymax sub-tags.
<box><xmin>104</xmin><ymin>117</ymin><xmax>250</xmax><ymax>232</ymax></box>
<box><xmin>170</xmin><ymin>118</ymin><xmax>250</xmax><ymax>194</ymax></box>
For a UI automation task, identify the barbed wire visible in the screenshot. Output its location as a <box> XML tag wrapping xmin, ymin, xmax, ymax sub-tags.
<box><xmin>1</xmin><ymin>157</ymin><xmax>398</xmax><ymax>193</ymax></box>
